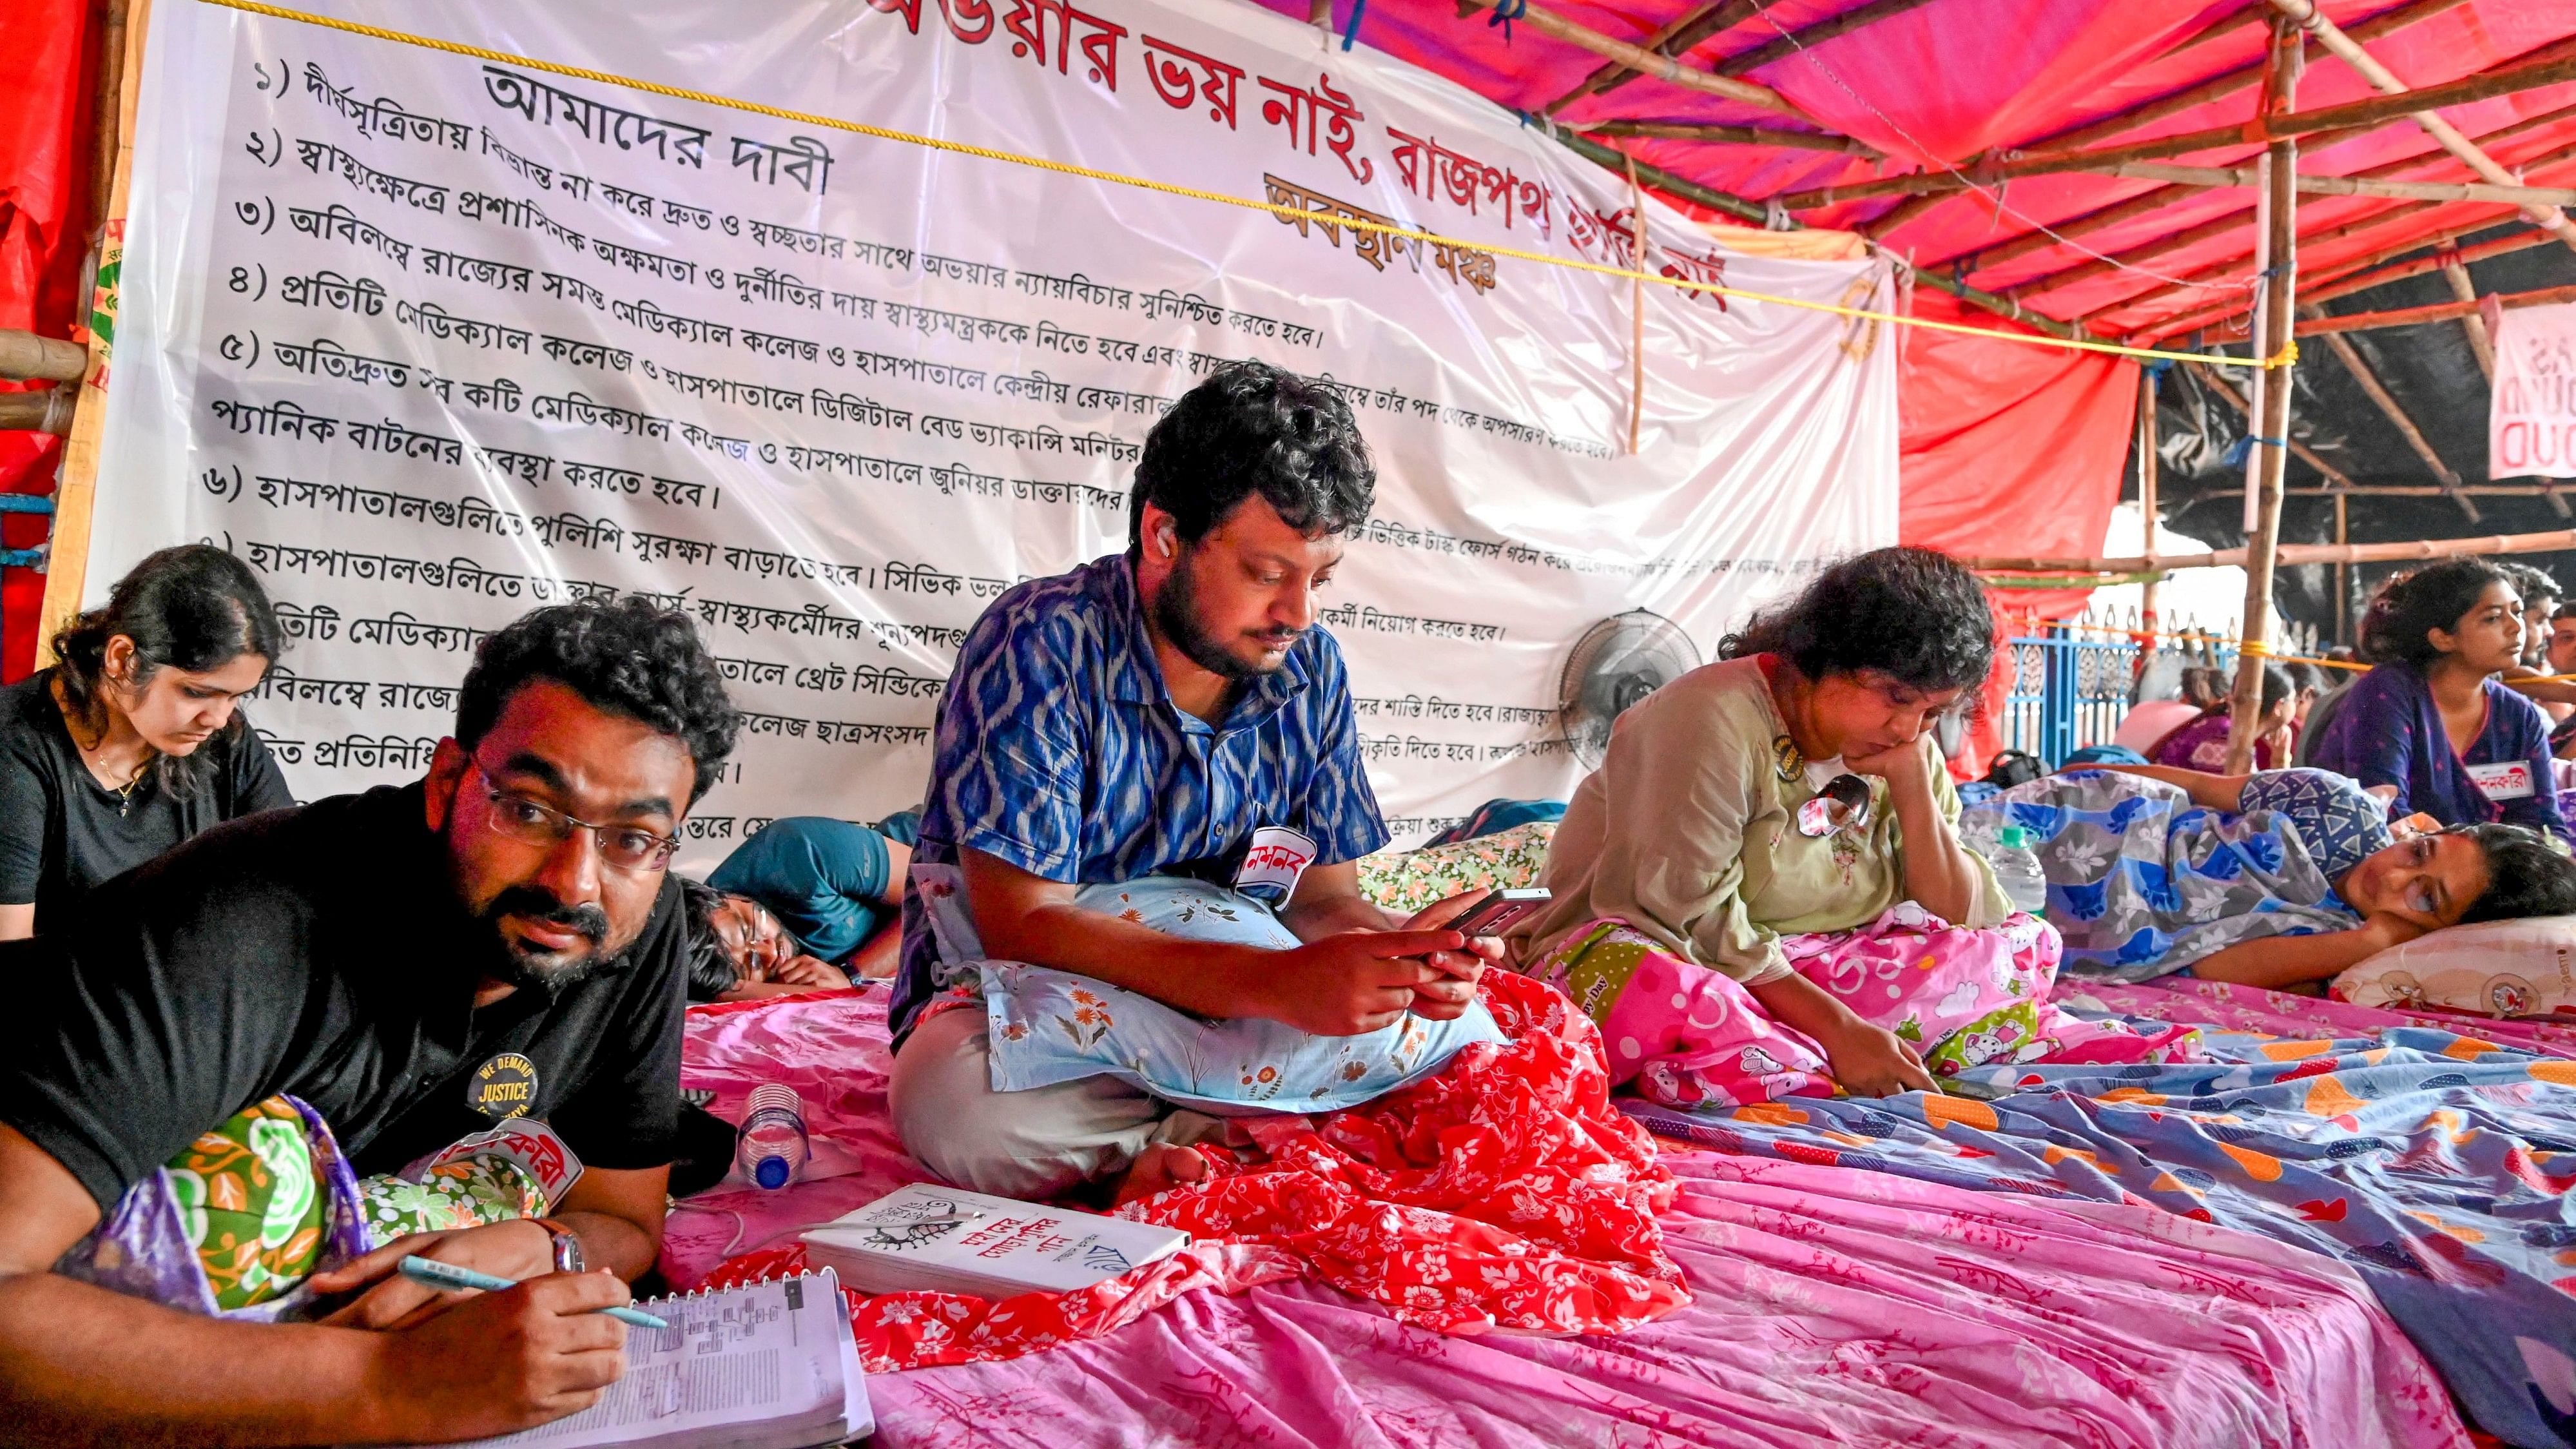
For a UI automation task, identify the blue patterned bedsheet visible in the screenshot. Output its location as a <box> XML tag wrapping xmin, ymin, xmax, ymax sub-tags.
<box><xmin>1627</xmin><ymin>1028</ymin><xmax>2576</xmax><ymax>1448</ymax></box>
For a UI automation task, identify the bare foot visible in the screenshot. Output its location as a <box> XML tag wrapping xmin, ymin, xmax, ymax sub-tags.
<box><xmin>1114</xmin><ymin>1142</ymin><xmax>1210</xmax><ymax>1206</ymax></box>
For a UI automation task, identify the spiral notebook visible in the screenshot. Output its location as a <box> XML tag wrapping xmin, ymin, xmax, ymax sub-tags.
<box><xmin>420</xmin><ymin>1270</ymin><xmax>870</xmax><ymax>1449</ymax></box>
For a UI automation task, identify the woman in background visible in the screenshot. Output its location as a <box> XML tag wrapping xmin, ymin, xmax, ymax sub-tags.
<box><xmin>0</xmin><ymin>545</ymin><xmax>291</xmax><ymax>937</ymax></box>
<box><xmin>2309</xmin><ymin>558</ymin><xmax>2569</xmax><ymax>844</ymax></box>
<box><xmin>2146</xmin><ymin>663</ymin><xmax>2296</xmax><ymax>771</ymax></box>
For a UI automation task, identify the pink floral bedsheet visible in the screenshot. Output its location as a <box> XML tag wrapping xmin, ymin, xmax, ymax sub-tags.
<box><xmin>668</xmin><ymin>989</ymin><xmax>2465</xmax><ymax>1448</ymax></box>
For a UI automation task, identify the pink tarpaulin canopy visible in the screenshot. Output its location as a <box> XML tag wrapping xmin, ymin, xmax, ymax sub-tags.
<box><xmin>1250</xmin><ymin>0</ymin><xmax>2576</xmax><ymax>594</ymax></box>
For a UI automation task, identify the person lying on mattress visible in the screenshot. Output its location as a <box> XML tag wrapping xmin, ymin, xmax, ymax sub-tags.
<box><xmin>678</xmin><ymin>875</ymin><xmax>855</xmax><ymax>1000</ymax></box>
<box><xmin>0</xmin><ymin>596</ymin><xmax>739</xmax><ymax>1446</ymax></box>
<box><xmin>887</xmin><ymin>360</ymin><xmax>1502</xmax><ymax>1204</ymax></box>
<box><xmin>2309</xmin><ymin>558</ymin><xmax>2573</xmax><ymax>845</ymax></box>
<box><xmin>704</xmin><ymin>815</ymin><xmax>911</xmax><ymax>980</ymax></box>
<box><xmin>1507</xmin><ymin>547</ymin><xmax>2087</xmax><ymax>1106</ymax></box>
<box><xmin>1964</xmin><ymin>762</ymin><xmax>2576</xmax><ymax>991</ymax></box>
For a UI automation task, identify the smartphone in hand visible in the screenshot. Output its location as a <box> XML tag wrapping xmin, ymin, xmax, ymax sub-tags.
<box><xmin>1442</xmin><ymin>888</ymin><xmax>1551</xmax><ymax>939</ymax></box>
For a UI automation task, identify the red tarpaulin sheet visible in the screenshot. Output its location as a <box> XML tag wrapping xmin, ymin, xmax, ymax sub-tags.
<box><xmin>0</xmin><ymin>0</ymin><xmax>99</xmax><ymax>681</ymax></box>
<box><xmin>1895</xmin><ymin>290</ymin><xmax>2136</xmax><ymax>776</ymax></box>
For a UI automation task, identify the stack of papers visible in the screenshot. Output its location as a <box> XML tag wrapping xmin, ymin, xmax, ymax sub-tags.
<box><xmin>420</xmin><ymin>1270</ymin><xmax>869</xmax><ymax>1449</ymax></box>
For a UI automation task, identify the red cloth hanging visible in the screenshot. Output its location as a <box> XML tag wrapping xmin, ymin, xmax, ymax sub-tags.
<box><xmin>0</xmin><ymin>0</ymin><xmax>104</xmax><ymax>679</ymax></box>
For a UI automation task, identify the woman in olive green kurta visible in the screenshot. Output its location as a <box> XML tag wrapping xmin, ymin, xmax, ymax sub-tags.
<box><xmin>1511</xmin><ymin>547</ymin><xmax>2009</xmax><ymax>1098</ymax></box>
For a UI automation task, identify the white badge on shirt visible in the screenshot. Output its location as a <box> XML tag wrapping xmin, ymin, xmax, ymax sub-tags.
<box><xmin>397</xmin><ymin>1117</ymin><xmax>585</xmax><ymax>1204</ymax></box>
<box><xmin>2468</xmin><ymin>760</ymin><xmax>2537</xmax><ymax>802</ymax></box>
<box><xmin>1234</xmin><ymin>825</ymin><xmax>1317</xmax><ymax>904</ymax></box>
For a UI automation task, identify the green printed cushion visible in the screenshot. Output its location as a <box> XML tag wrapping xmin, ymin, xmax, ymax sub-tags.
<box><xmin>357</xmin><ymin>1152</ymin><xmax>549</xmax><ymax>1249</ymax></box>
<box><xmin>164</xmin><ymin>1096</ymin><xmax>327</xmax><ymax>1310</ymax></box>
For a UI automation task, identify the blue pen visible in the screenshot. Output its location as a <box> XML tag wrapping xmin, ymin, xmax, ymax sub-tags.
<box><xmin>398</xmin><ymin>1254</ymin><xmax>669</xmax><ymax>1330</ymax></box>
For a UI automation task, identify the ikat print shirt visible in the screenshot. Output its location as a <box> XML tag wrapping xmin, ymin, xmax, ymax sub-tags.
<box><xmin>890</xmin><ymin>553</ymin><xmax>1390</xmax><ymax>1042</ymax></box>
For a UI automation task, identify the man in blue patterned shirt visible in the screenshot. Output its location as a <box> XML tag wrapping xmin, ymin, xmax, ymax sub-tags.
<box><xmin>888</xmin><ymin>362</ymin><xmax>1499</xmax><ymax>1201</ymax></box>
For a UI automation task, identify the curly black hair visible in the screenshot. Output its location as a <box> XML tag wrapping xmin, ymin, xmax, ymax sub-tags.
<box><xmin>2358</xmin><ymin>558</ymin><xmax>2513</xmax><ymax>666</ymax></box>
<box><xmin>1718</xmin><ymin>546</ymin><xmax>1995</xmax><ymax>692</ymax></box>
<box><xmin>1128</xmin><ymin>360</ymin><xmax>1374</xmax><ymax>554</ymax></box>
<box><xmin>456</xmin><ymin>595</ymin><xmax>741</xmax><ymax>804</ymax></box>
<box><xmin>677</xmin><ymin>875</ymin><xmax>740</xmax><ymax>1001</ymax></box>
<box><xmin>2455</xmin><ymin>823</ymin><xmax>2576</xmax><ymax>926</ymax></box>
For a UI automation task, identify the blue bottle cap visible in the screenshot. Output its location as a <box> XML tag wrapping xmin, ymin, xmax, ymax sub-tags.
<box><xmin>755</xmin><ymin>1155</ymin><xmax>791</xmax><ymax>1189</ymax></box>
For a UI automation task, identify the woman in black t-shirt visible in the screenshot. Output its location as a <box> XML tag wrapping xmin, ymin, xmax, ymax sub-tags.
<box><xmin>0</xmin><ymin>545</ymin><xmax>293</xmax><ymax>937</ymax></box>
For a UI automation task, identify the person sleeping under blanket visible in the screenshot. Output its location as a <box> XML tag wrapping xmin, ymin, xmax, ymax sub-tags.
<box><xmin>1963</xmin><ymin>763</ymin><xmax>2576</xmax><ymax>992</ymax></box>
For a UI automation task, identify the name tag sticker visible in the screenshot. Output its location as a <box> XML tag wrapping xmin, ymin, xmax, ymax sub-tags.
<box><xmin>1233</xmin><ymin>825</ymin><xmax>1317</xmax><ymax>904</ymax></box>
<box><xmin>2469</xmin><ymin>761</ymin><xmax>2535</xmax><ymax>802</ymax></box>
<box><xmin>399</xmin><ymin>1118</ymin><xmax>585</xmax><ymax>1206</ymax></box>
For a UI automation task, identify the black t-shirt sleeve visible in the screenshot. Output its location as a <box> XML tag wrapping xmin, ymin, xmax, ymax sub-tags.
<box><xmin>0</xmin><ymin>875</ymin><xmax>307</xmax><ymax>1211</ymax></box>
<box><xmin>0</xmin><ymin>737</ymin><xmax>53</xmax><ymax>906</ymax></box>
<box><xmin>229</xmin><ymin>721</ymin><xmax>298</xmax><ymax>816</ymax></box>
<box><xmin>546</xmin><ymin>888</ymin><xmax>685</xmax><ymax>1172</ymax></box>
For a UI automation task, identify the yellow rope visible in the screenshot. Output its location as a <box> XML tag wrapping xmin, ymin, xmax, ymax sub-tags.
<box><xmin>2016</xmin><ymin>616</ymin><xmax>2370</xmax><ymax>672</ymax></box>
<box><xmin>193</xmin><ymin>0</ymin><xmax>2290</xmax><ymax>371</ymax></box>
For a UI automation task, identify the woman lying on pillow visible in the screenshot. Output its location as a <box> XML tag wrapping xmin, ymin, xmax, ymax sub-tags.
<box><xmin>1509</xmin><ymin>547</ymin><xmax>2169</xmax><ymax>1109</ymax></box>
<box><xmin>1963</xmin><ymin>763</ymin><xmax>2576</xmax><ymax>992</ymax></box>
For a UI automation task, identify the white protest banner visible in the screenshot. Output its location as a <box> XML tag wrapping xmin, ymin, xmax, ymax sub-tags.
<box><xmin>2492</xmin><ymin>301</ymin><xmax>2576</xmax><ymax>480</ymax></box>
<box><xmin>92</xmin><ymin>0</ymin><xmax>1897</xmax><ymax>856</ymax></box>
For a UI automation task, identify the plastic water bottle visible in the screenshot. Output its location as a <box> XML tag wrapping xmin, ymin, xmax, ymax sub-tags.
<box><xmin>736</xmin><ymin>1084</ymin><xmax>809</xmax><ymax>1190</ymax></box>
<box><xmin>1986</xmin><ymin>825</ymin><xmax>2049</xmax><ymax>917</ymax></box>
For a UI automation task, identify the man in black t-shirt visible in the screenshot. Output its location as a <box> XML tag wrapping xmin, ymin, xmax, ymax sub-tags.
<box><xmin>0</xmin><ymin>596</ymin><xmax>739</xmax><ymax>1446</ymax></box>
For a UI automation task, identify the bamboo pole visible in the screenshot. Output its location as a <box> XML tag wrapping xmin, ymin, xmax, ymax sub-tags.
<box><xmin>1627</xmin><ymin>155</ymin><xmax>1647</xmax><ymax>456</ymax></box>
<box><xmin>2300</xmin><ymin>222</ymin><xmax>2553</xmax><ymax>307</ymax></box>
<box><xmin>2031</xmin><ymin>0</ymin><xmax>2468</xmax><ymax>154</ymax></box>
<box><xmin>2190</xmin><ymin>362</ymin><xmax>2356</xmax><ymax>488</ymax></box>
<box><xmin>1546</xmin><ymin>0</ymin><xmax>1748</xmax><ymax>115</ymax></box>
<box><xmin>1580</xmin><ymin>121</ymin><xmax>1883</xmax><ymax>159</ymax></box>
<box><xmin>2302</xmin><ymin>308</ymin><xmax>2477</xmax><ymax>520</ymax></box>
<box><xmin>2334</xmin><ymin>492</ymin><xmax>2350</xmax><ymax>644</ymax></box>
<box><xmin>1932</xmin><ymin>183</ymin><xmax>2198</xmax><ymax>273</ymax></box>
<box><xmin>2086</xmin><ymin>197</ymin><xmax>2463</xmax><ymax>329</ymax></box>
<box><xmin>2271</xmin><ymin>0</ymin><xmax>2576</xmax><ymax>253</ymax></box>
<box><xmin>2289</xmin><ymin>485</ymin><xmax>2576</xmax><ymax>495</ymax></box>
<box><xmin>0</xmin><ymin>331</ymin><xmax>88</xmax><ymax>383</ymax></box>
<box><xmin>2067</xmin><ymin>160</ymin><xmax>2576</xmax><ymax>208</ymax></box>
<box><xmin>1452</xmin><ymin>0</ymin><xmax>1813</xmax><ymax>119</ymax></box>
<box><xmin>2139</xmin><ymin>367</ymin><xmax>2162</xmax><ymax>632</ymax></box>
<box><xmin>2441</xmin><ymin>253</ymin><xmax>2498</xmax><ymax>379</ymax></box>
<box><xmin>1779</xmin><ymin>42</ymin><xmax>2576</xmax><ymax>214</ymax></box>
<box><xmin>1970</xmin><ymin>527</ymin><xmax>2576</xmax><ymax>572</ymax></box>
<box><xmin>1975</xmin><ymin>113</ymin><xmax>2571</xmax><ymax>298</ymax></box>
<box><xmin>2224</xmin><ymin>15</ymin><xmax>2301</xmax><ymax>775</ymax></box>
<box><xmin>2293</xmin><ymin>280</ymin><xmax>2576</xmax><ymax>335</ymax></box>
<box><xmin>1712</xmin><ymin>0</ymin><xmax>1944</xmax><ymax>77</ymax></box>
<box><xmin>41</xmin><ymin>0</ymin><xmax>150</xmax><ymax>658</ymax></box>
<box><xmin>1531</xmin><ymin>122</ymin><xmax>2102</xmax><ymax>341</ymax></box>
<box><xmin>2135</xmin><ymin>215</ymin><xmax>2544</xmax><ymax>341</ymax></box>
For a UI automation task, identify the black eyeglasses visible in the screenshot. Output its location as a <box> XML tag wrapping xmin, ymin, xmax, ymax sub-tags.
<box><xmin>469</xmin><ymin>758</ymin><xmax>681</xmax><ymax>873</ymax></box>
<box><xmin>1795</xmin><ymin>773</ymin><xmax>1875</xmax><ymax>838</ymax></box>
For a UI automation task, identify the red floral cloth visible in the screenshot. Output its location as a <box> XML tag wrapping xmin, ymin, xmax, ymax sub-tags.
<box><xmin>700</xmin><ymin>972</ymin><xmax>1687</xmax><ymax>1372</ymax></box>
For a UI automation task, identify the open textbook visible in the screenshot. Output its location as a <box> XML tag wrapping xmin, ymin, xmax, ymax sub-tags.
<box><xmin>800</xmin><ymin>1182</ymin><xmax>1191</xmax><ymax>1298</ymax></box>
<box><xmin>412</xmin><ymin>1271</ymin><xmax>869</xmax><ymax>1449</ymax></box>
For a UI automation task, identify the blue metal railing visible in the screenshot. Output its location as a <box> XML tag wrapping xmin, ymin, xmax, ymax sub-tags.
<box><xmin>2000</xmin><ymin>623</ymin><xmax>2238</xmax><ymax>766</ymax></box>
